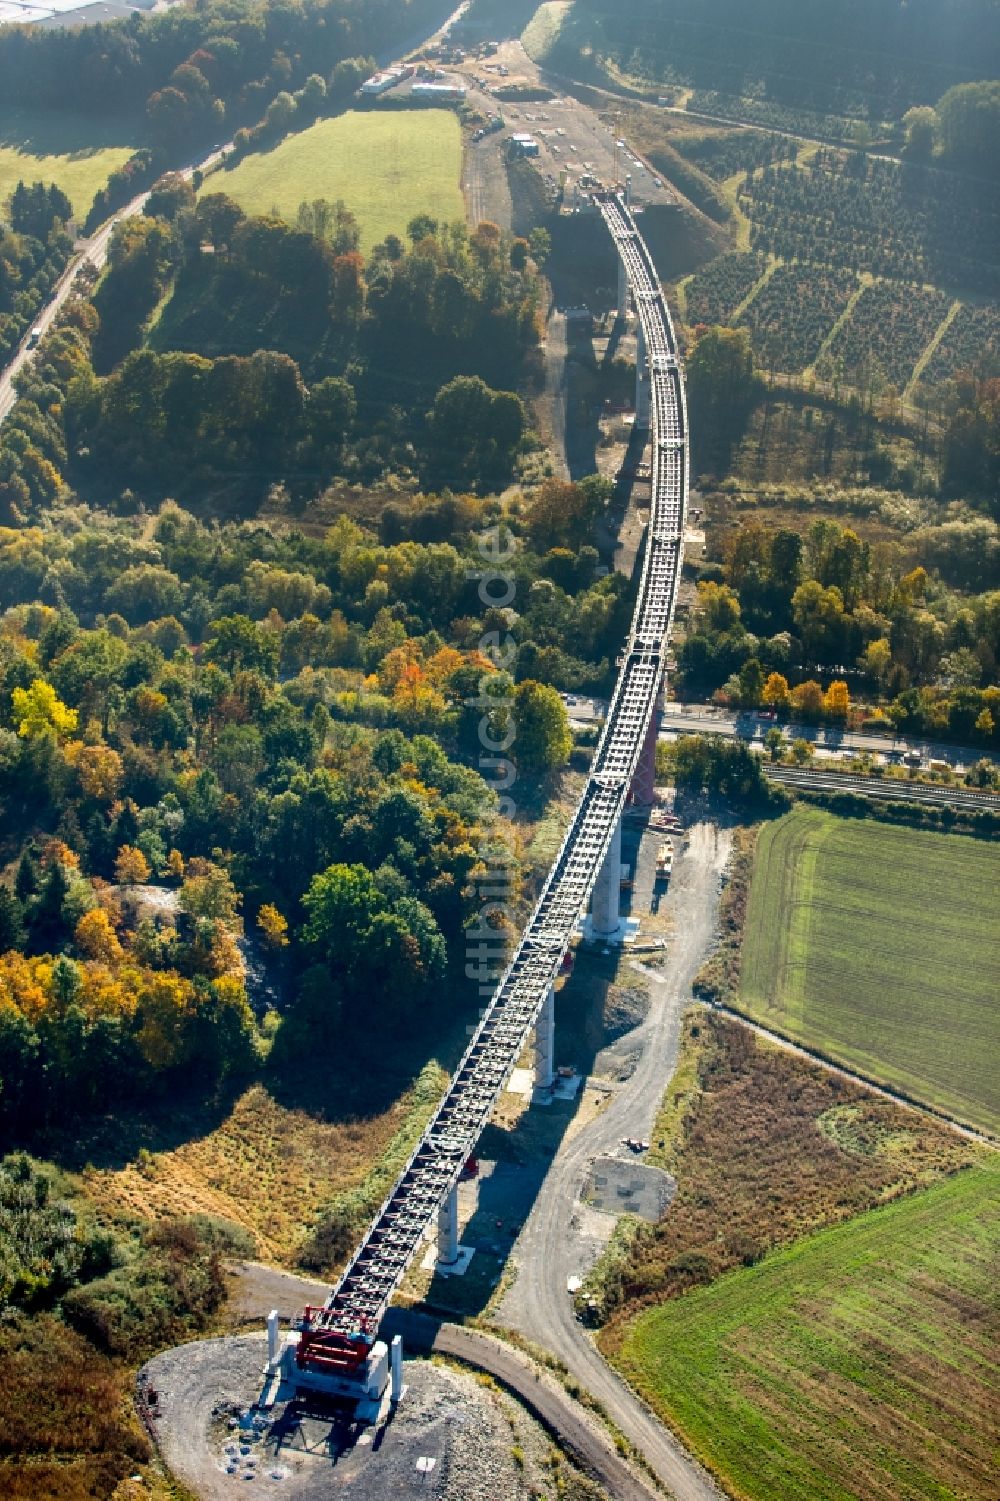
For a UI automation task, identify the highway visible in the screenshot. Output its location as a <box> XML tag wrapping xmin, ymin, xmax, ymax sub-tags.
<box><xmin>658</xmin><ymin>703</ymin><xmax>974</xmax><ymax>770</ymax></box>
<box><xmin>565</xmin><ymin>694</ymin><xmax>980</xmax><ymax>773</ymax></box>
<box><xmin>0</xmin><ymin>143</ymin><xmax>228</xmax><ymax>428</ymax></box>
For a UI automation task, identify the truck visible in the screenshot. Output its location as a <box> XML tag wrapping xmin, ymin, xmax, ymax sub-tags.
<box><xmin>655</xmin><ymin>841</ymin><xmax>673</xmax><ymax>880</ymax></box>
<box><xmin>26</xmin><ymin>326</ymin><xmax>42</xmax><ymax>349</ymax></box>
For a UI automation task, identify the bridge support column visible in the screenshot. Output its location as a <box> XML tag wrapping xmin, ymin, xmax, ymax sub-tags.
<box><xmin>437</xmin><ymin>1183</ymin><xmax>460</xmax><ymax>1267</ymax></box>
<box><xmin>630</xmin><ymin>680</ymin><xmax>664</xmax><ymax>806</ymax></box>
<box><xmin>390</xmin><ymin>1334</ymin><xmax>406</xmax><ymax>1404</ymax></box>
<box><xmin>534</xmin><ymin>984</ymin><xmax>555</xmax><ymax>1090</ymax></box>
<box><xmin>617</xmin><ymin>252</ymin><xmax>628</xmax><ymax>321</ymax></box>
<box><xmin>587</xmin><ymin>816</ymin><xmax>624</xmax><ymax>941</ymax></box>
<box><xmin>266</xmin><ymin>1308</ymin><xmax>281</xmax><ymax>1371</ymax></box>
<box><xmin>635</xmin><ymin>318</ymin><xmax>651</xmax><ymax>429</ymax></box>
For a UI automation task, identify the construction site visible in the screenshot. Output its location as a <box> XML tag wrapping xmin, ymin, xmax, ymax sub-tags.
<box><xmin>124</xmin><ymin>183</ymin><xmax>716</xmax><ymax>1501</ymax></box>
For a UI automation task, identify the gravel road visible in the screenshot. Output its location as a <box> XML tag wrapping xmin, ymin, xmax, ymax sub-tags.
<box><xmin>496</xmin><ymin>818</ymin><xmax>732</xmax><ymax>1501</ymax></box>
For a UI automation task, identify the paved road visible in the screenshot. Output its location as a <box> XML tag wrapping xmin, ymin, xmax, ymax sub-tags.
<box><xmin>0</xmin><ymin>143</ymin><xmax>228</xmax><ymax>428</ymax></box>
<box><xmin>496</xmin><ymin>820</ymin><xmax>731</xmax><ymax>1501</ymax></box>
<box><xmin>766</xmin><ymin>763</ymin><xmax>1000</xmax><ymax>811</ymax></box>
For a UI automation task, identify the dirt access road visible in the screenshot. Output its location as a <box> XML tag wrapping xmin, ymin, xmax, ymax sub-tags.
<box><xmin>496</xmin><ymin>818</ymin><xmax>732</xmax><ymax>1501</ymax></box>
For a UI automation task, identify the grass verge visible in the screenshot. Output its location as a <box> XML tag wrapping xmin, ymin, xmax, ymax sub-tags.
<box><xmin>740</xmin><ymin>805</ymin><xmax>1000</xmax><ymax>1133</ymax></box>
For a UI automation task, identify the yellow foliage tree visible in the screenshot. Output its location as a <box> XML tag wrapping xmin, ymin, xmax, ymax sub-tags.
<box><xmin>135</xmin><ymin>972</ymin><xmax>195</xmax><ymax>1069</ymax></box>
<box><xmin>115</xmin><ymin>845</ymin><xmax>151</xmax><ymax>885</ymax></box>
<box><xmin>762</xmin><ymin>672</ymin><xmax>790</xmax><ymax>708</ymax></box>
<box><xmin>0</xmin><ymin>952</ymin><xmax>52</xmax><ymax>1022</ymax></box>
<box><xmin>165</xmin><ymin>848</ymin><xmax>185</xmax><ymax>882</ymax></box>
<box><xmin>67</xmin><ymin>742</ymin><xmax>124</xmax><ymax>802</ymax></box>
<box><xmin>393</xmin><ymin>662</ymin><xmax>446</xmax><ymax>726</ymax></box>
<box><xmin>179</xmin><ymin>863</ymin><xmax>240</xmax><ymax>928</ymax></box>
<box><xmin>80</xmin><ymin>963</ymin><xmax>136</xmax><ymax>1019</ymax></box>
<box><xmin>41</xmin><ymin>837</ymin><xmax>80</xmax><ymax>870</ymax></box>
<box><xmin>257</xmin><ymin>903</ymin><xmax>289</xmax><ymax>948</ymax></box>
<box><xmin>863</xmin><ymin>637</ymin><xmax>893</xmax><ymax>688</ymax></box>
<box><xmin>824</xmin><ymin>680</ymin><xmax>850</xmax><ymax>720</ymax></box>
<box><xmin>75</xmin><ymin>908</ymin><xmax>124</xmax><ymax>964</ymax></box>
<box><xmin>12</xmin><ymin>679</ymin><xmax>78</xmax><ymax>740</ymax></box>
<box><xmin>205</xmin><ymin>919</ymin><xmax>243</xmax><ymax>978</ymax></box>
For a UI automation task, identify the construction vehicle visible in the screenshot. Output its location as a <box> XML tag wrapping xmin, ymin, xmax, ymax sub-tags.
<box><xmin>655</xmin><ymin>841</ymin><xmax>673</xmax><ymax>879</ymax></box>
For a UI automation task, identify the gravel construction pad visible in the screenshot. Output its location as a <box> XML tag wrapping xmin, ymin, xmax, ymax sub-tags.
<box><xmin>582</xmin><ymin>1155</ymin><xmax>676</xmax><ymax>1220</ymax></box>
<box><xmin>142</xmin><ymin>1333</ymin><xmax>594</xmax><ymax>1501</ymax></box>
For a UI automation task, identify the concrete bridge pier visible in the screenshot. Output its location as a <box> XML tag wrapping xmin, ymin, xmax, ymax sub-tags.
<box><xmin>635</xmin><ymin>318</ymin><xmax>651</xmax><ymax>429</ymax></box>
<box><xmin>586</xmin><ymin>816</ymin><xmax>625</xmax><ymax>943</ymax></box>
<box><xmin>437</xmin><ymin>1183</ymin><xmax>460</xmax><ymax>1266</ymax></box>
<box><xmin>630</xmin><ymin>680</ymin><xmax>664</xmax><ymax>805</ymax></box>
<box><xmin>534</xmin><ymin>984</ymin><xmax>555</xmax><ymax>1090</ymax></box>
<box><xmin>616</xmin><ymin>181</ymin><xmax>634</xmax><ymax>321</ymax></box>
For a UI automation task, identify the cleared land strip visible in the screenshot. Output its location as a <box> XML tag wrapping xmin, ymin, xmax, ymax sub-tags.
<box><xmin>803</xmin><ymin>272</ymin><xmax>869</xmax><ymax>381</ymax></box>
<box><xmin>729</xmin><ymin>256</ymin><xmax>777</xmax><ymax>322</ymax></box>
<box><xmin>905</xmin><ymin>296</ymin><xmax>960</xmax><ymax>399</ymax></box>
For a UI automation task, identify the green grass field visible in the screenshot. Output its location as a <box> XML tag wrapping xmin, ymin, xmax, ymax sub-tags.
<box><xmin>208</xmin><ymin>110</ymin><xmax>465</xmax><ymax>255</ymax></box>
<box><xmin>740</xmin><ymin>807</ymin><xmax>1000</xmax><ymax>1133</ymax></box>
<box><xmin>0</xmin><ymin>106</ymin><xmax>138</xmax><ymax>222</ymax></box>
<box><xmin>613</xmin><ymin>1160</ymin><xmax>999</xmax><ymax>1501</ymax></box>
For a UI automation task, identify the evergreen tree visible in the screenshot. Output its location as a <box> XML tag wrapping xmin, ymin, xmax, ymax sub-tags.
<box><xmin>15</xmin><ymin>848</ymin><xmax>40</xmax><ymax>903</ymax></box>
<box><xmin>28</xmin><ymin>861</ymin><xmax>70</xmax><ymax>951</ymax></box>
<box><xmin>0</xmin><ymin>886</ymin><xmax>25</xmax><ymax>952</ymax></box>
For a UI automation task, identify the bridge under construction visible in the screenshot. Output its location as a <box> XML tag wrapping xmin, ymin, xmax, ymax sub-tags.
<box><xmin>267</xmin><ymin>188</ymin><xmax>690</xmax><ymax>1407</ymax></box>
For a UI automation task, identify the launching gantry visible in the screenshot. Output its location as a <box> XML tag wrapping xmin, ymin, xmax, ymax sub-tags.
<box><xmin>264</xmin><ymin>190</ymin><xmax>690</xmax><ymax>1409</ymax></box>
